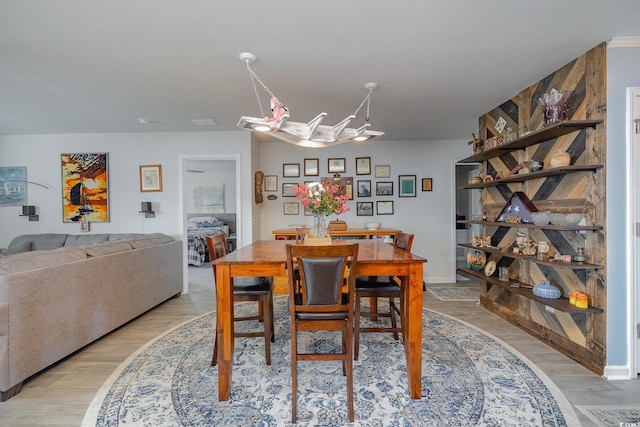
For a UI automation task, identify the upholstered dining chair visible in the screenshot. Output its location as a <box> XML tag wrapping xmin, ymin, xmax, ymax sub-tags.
<box><xmin>354</xmin><ymin>232</ymin><xmax>414</xmax><ymax>360</ymax></box>
<box><xmin>206</xmin><ymin>234</ymin><xmax>275</xmax><ymax>367</ymax></box>
<box><xmin>285</xmin><ymin>243</ymin><xmax>359</xmax><ymax>423</ymax></box>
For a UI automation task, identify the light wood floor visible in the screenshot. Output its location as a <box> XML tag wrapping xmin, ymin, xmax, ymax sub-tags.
<box><xmin>0</xmin><ymin>266</ymin><xmax>638</xmax><ymax>426</ymax></box>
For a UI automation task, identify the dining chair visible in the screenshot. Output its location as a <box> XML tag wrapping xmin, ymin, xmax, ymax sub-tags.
<box><xmin>206</xmin><ymin>234</ymin><xmax>275</xmax><ymax>367</ymax></box>
<box><xmin>286</xmin><ymin>243</ymin><xmax>359</xmax><ymax>423</ymax></box>
<box><xmin>354</xmin><ymin>232</ymin><xmax>414</xmax><ymax>360</ymax></box>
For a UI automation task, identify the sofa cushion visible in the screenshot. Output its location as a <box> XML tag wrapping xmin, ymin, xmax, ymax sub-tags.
<box><xmin>85</xmin><ymin>241</ymin><xmax>132</xmax><ymax>257</ymax></box>
<box><xmin>64</xmin><ymin>234</ymin><xmax>110</xmax><ymax>247</ymax></box>
<box><xmin>8</xmin><ymin>234</ymin><xmax>67</xmax><ymax>251</ymax></box>
<box><xmin>128</xmin><ymin>234</ymin><xmax>175</xmax><ymax>249</ymax></box>
<box><xmin>0</xmin><ymin>247</ymin><xmax>87</xmax><ymax>274</ymax></box>
<box><xmin>0</xmin><ymin>240</ymin><xmax>31</xmax><ymax>256</ymax></box>
<box><xmin>108</xmin><ymin>233</ymin><xmax>147</xmax><ymax>242</ymax></box>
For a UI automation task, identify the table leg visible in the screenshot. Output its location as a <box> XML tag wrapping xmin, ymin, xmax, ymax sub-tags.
<box><xmin>215</xmin><ymin>264</ymin><xmax>234</xmax><ymax>401</ymax></box>
<box><xmin>404</xmin><ymin>263</ymin><xmax>423</xmax><ymax>399</ymax></box>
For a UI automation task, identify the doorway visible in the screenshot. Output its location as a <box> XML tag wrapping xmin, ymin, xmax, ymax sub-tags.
<box><xmin>179</xmin><ymin>155</ymin><xmax>240</xmax><ymax>294</ymax></box>
<box><xmin>454</xmin><ymin>163</ymin><xmax>480</xmax><ymax>279</ymax></box>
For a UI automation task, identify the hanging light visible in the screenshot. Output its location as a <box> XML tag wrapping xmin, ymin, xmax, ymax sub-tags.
<box><xmin>237</xmin><ymin>52</ymin><xmax>384</xmax><ymax>148</ymax></box>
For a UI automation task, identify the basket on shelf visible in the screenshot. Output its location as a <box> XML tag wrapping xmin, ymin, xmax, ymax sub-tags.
<box><xmin>328</xmin><ymin>220</ymin><xmax>347</xmax><ymax>231</ymax></box>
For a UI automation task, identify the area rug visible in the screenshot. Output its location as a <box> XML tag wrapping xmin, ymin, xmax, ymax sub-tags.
<box><xmin>82</xmin><ymin>297</ymin><xmax>579</xmax><ymax>426</ymax></box>
<box><xmin>576</xmin><ymin>405</ymin><xmax>640</xmax><ymax>427</ymax></box>
<box><xmin>427</xmin><ymin>286</ymin><xmax>480</xmax><ymax>302</ymax></box>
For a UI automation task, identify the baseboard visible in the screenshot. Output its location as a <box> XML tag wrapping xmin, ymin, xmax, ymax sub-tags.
<box><xmin>603</xmin><ymin>364</ymin><xmax>632</xmax><ymax>380</ymax></box>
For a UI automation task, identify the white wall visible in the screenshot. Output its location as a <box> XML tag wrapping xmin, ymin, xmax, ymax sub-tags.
<box><xmin>0</xmin><ymin>131</ymin><xmax>253</xmax><ymax>247</ymax></box>
<box><xmin>258</xmin><ymin>138</ymin><xmax>469</xmax><ymax>283</ymax></box>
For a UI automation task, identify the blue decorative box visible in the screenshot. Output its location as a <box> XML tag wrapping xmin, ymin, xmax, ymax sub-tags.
<box><xmin>532</xmin><ymin>281</ymin><xmax>561</xmax><ymax>299</ymax></box>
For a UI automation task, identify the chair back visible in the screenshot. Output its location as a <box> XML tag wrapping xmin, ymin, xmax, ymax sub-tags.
<box><xmin>286</xmin><ymin>244</ymin><xmax>358</xmax><ymax>314</ymax></box>
<box><xmin>393</xmin><ymin>232</ymin><xmax>414</xmax><ymax>252</ymax></box>
<box><xmin>294</xmin><ymin>227</ymin><xmax>310</xmax><ymax>243</ymax></box>
<box><xmin>206</xmin><ymin>234</ymin><xmax>229</xmax><ymax>274</ymax></box>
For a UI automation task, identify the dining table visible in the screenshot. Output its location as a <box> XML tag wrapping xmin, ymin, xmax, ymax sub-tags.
<box><xmin>212</xmin><ymin>239</ymin><xmax>427</xmax><ymax>400</ymax></box>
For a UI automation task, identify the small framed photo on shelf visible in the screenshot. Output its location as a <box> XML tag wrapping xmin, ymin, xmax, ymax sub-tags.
<box><xmin>356</xmin><ymin>201</ymin><xmax>374</xmax><ymax>216</ymax></box>
<box><xmin>357</xmin><ymin>180</ymin><xmax>371</xmax><ymax>197</ymax></box>
<box><xmin>376</xmin><ymin>181</ymin><xmax>393</xmax><ymax>196</ymax></box>
<box><xmin>282</xmin><ymin>183</ymin><xmax>297</xmax><ymax>197</ymax></box>
<box><xmin>328</xmin><ymin>158</ymin><xmax>346</xmax><ymax>173</ymax></box>
<box><xmin>422</xmin><ymin>178</ymin><xmax>433</xmax><ymax>192</ymax></box>
<box><xmin>375</xmin><ymin>164</ymin><xmax>390</xmax><ymax>178</ymax></box>
<box><xmin>283</xmin><ymin>202</ymin><xmax>299</xmax><ymax>215</ymax></box>
<box><xmin>399</xmin><ymin>175</ymin><xmax>417</xmax><ymax>197</ymax></box>
<box><xmin>304</xmin><ymin>158</ymin><xmax>319</xmax><ymax>176</ymax></box>
<box><xmin>139</xmin><ymin>164</ymin><xmax>163</xmax><ymax>192</ymax></box>
<box><xmin>377</xmin><ymin>200</ymin><xmax>394</xmax><ymax>215</ymax></box>
<box><xmin>356</xmin><ymin>157</ymin><xmax>371</xmax><ymax>175</ymax></box>
<box><xmin>264</xmin><ymin>175</ymin><xmax>278</xmax><ymax>192</ymax></box>
<box><xmin>283</xmin><ymin>163</ymin><xmax>300</xmax><ymax>178</ymax></box>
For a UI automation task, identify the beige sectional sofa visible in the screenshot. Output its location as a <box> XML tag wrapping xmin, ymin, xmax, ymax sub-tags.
<box><xmin>0</xmin><ymin>233</ymin><xmax>183</xmax><ymax>400</ymax></box>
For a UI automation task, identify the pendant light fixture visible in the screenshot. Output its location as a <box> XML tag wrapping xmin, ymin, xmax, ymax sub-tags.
<box><xmin>237</xmin><ymin>52</ymin><xmax>384</xmax><ymax>148</ymax></box>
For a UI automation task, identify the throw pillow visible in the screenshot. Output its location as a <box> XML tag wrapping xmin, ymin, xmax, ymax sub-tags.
<box><xmin>0</xmin><ymin>240</ymin><xmax>31</xmax><ymax>256</ymax></box>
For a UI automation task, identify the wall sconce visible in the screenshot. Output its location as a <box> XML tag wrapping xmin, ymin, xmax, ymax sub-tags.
<box><xmin>19</xmin><ymin>205</ymin><xmax>39</xmax><ymax>221</ymax></box>
<box><xmin>139</xmin><ymin>201</ymin><xmax>155</xmax><ymax>218</ymax></box>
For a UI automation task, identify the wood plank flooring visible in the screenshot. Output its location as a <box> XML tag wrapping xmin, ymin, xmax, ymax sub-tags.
<box><xmin>0</xmin><ymin>266</ymin><xmax>637</xmax><ymax>426</ymax></box>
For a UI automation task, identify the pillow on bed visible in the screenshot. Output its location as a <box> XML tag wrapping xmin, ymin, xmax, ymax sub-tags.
<box><xmin>198</xmin><ymin>220</ymin><xmax>225</xmax><ymax>228</ymax></box>
<box><xmin>187</xmin><ymin>216</ymin><xmax>218</xmax><ymax>225</ymax></box>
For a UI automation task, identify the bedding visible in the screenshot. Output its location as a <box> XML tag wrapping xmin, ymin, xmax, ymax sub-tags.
<box><xmin>187</xmin><ymin>216</ymin><xmax>229</xmax><ymax>266</ymax></box>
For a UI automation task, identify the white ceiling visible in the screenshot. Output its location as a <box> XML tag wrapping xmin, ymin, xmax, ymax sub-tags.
<box><xmin>1</xmin><ymin>1</ymin><xmax>639</xmax><ymax>141</ymax></box>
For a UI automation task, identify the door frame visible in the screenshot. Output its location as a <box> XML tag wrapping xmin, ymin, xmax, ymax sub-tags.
<box><xmin>178</xmin><ymin>154</ymin><xmax>241</xmax><ymax>294</ymax></box>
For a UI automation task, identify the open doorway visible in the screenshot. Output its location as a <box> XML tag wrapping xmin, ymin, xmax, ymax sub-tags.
<box><xmin>455</xmin><ymin>163</ymin><xmax>479</xmax><ymax>279</ymax></box>
<box><xmin>179</xmin><ymin>155</ymin><xmax>240</xmax><ymax>294</ymax></box>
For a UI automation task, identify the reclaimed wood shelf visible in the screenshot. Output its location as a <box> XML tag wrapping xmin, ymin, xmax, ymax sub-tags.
<box><xmin>457</xmin><ymin>267</ymin><xmax>602</xmax><ymax>313</ymax></box>
<box><xmin>456</xmin><ymin>220</ymin><xmax>602</xmax><ymax>232</ymax></box>
<box><xmin>458</xmin><ymin>120</ymin><xmax>603</xmax><ymax>163</ymax></box>
<box><xmin>458</xmin><ymin>243</ymin><xmax>603</xmax><ymax>269</ymax></box>
<box><xmin>458</xmin><ymin>165</ymin><xmax>603</xmax><ymax>189</ymax></box>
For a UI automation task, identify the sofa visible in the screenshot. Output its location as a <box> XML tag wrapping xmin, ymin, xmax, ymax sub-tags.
<box><xmin>0</xmin><ymin>232</ymin><xmax>183</xmax><ymax>401</ymax></box>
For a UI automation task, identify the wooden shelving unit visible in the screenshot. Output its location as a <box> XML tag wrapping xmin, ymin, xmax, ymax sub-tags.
<box><xmin>456</xmin><ymin>220</ymin><xmax>602</xmax><ymax>232</ymax></box>
<box><xmin>458</xmin><ymin>243</ymin><xmax>603</xmax><ymax>269</ymax></box>
<box><xmin>458</xmin><ymin>165</ymin><xmax>603</xmax><ymax>189</ymax></box>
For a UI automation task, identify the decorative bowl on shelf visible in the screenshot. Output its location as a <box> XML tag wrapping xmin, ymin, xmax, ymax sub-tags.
<box><xmin>364</xmin><ymin>222</ymin><xmax>381</xmax><ymax>230</ymax></box>
<box><xmin>564</xmin><ymin>213</ymin><xmax>585</xmax><ymax>226</ymax></box>
<box><xmin>549</xmin><ymin>213</ymin><xmax>585</xmax><ymax>226</ymax></box>
<box><xmin>531</xmin><ymin>211</ymin><xmax>551</xmax><ymax>226</ymax></box>
<box><xmin>532</xmin><ymin>281</ymin><xmax>562</xmax><ymax>299</ymax></box>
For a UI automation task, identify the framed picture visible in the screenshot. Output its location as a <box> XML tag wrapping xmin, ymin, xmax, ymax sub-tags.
<box><xmin>264</xmin><ymin>175</ymin><xmax>278</xmax><ymax>192</ymax></box>
<box><xmin>377</xmin><ymin>200</ymin><xmax>394</xmax><ymax>215</ymax></box>
<box><xmin>422</xmin><ymin>178</ymin><xmax>433</xmax><ymax>191</ymax></box>
<box><xmin>356</xmin><ymin>157</ymin><xmax>371</xmax><ymax>175</ymax></box>
<box><xmin>328</xmin><ymin>158</ymin><xmax>346</xmax><ymax>173</ymax></box>
<box><xmin>304</xmin><ymin>158</ymin><xmax>319</xmax><ymax>176</ymax></box>
<box><xmin>193</xmin><ymin>183</ymin><xmax>224</xmax><ymax>213</ymax></box>
<box><xmin>376</xmin><ymin>181</ymin><xmax>393</xmax><ymax>196</ymax></box>
<box><xmin>282</xmin><ymin>183</ymin><xmax>297</xmax><ymax>197</ymax></box>
<box><xmin>283</xmin><ymin>202</ymin><xmax>299</xmax><ymax>215</ymax></box>
<box><xmin>399</xmin><ymin>175</ymin><xmax>417</xmax><ymax>197</ymax></box>
<box><xmin>357</xmin><ymin>180</ymin><xmax>371</xmax><ymax>197</ymax></box>
<box><xmin>375</xmin><ymin>164</ymin><xmax>390</xmax><ymax>178</ymax></box>
<box><xmin>0</xmin><ymin>166</ymin><xmax>27</xmax><ymax>206</ymax></box>
<box><xmin>356</xmin><ymin>201</ymin><xmax>374</xmax><ymax>216</ymax></box>
<box><xmin>283</xmin><ymin>163</ymin><xmax>300</xmax><ymax>178</ymax></box>
<box><xmin>324</xmin><ymin>176</ymin><xmax>353</xmax><ymax>200</ymax></box>
<box><xmin>139</xmin><ymin>164</ymin><xmax>163</xmax><ymax>192</ymax></box>
<box><xmin>61</xmin><ymin>153</ymin><xmax>109</xmax><ymax>223</ymax></box>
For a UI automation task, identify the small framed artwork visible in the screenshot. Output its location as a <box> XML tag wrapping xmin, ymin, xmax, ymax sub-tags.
<box><xmin>356</xmin><ymin>201</ymin><xmax>374</xmax><ymax>216</ymax></box>
<box><xmin>328</xmin><ymin>158</ymin><xmax>346</xmax><ymax>173</ymax></box>
<box><xmin>282</xmin><ymin>183</ymin><xmax>297</xmax><ymax>197</ymax></box>
<box><xmin>377</xmin><ymin>200</ymin><xmax>394</xmax><ymax>215</ymax></box>
<box><xmin>375</xmin><ymin>164</ymin><xmax>390</xmax><ymax>178</ymax></box>
<box><xmin>304</xmin><ymin>158</ymin><xmax>319</xmax><ymax>176</ymax></box>
<box><xmin>422</xmin><ymin>178</ymin><xmax>433</xmax><ymax>192</ymax></box>
<box><xmin>283</xmin><ymin>163</ymin><xmax>300</xmax><ymax>178</ymax></box>
<box><xmin>140</xmin><ymin>164</ymin><xmax>163</xmax><ymax>192</ymax></box>
<box><xmin>399</xmin><ymin>175</ymin><xmax>417</xmax><ymax>197</ymax></box>
<box><xmin>265</xmin><ymin>175</ymin><xmax>278</xmax><ymax>192</ymax></box>
<box><xmin>283</xmin><ymin>202</ymin><xmax>299</xmax><ymax>215</ymax></box>
<box><xmin>376</xmin><ymin>181</ymin><xmax>393</xmax><ymax>196</ymax></box>
<box><xmin>357</xmin><ymin>180</ymin><xmax>371</xmax><ymax>197</ymax></box>
<box><xmin>356</xmin><ymin>157</ymin><xmax>371</xmax><ymax>175</ymax></box>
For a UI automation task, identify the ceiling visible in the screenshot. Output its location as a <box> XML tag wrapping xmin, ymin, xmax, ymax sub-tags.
<box><xmin>1</xmin><ymin>1</ymin><xmax>639</xmax><ymax>142</ymax></box>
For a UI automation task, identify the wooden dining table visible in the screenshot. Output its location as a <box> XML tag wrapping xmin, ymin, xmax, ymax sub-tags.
<box><xmin>212</xmin><ymin>239</ymin><xmax>427</xmax><ymax>400</ymax></box>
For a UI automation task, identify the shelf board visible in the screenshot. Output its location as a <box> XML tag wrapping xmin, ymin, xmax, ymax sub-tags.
<box><xmin>458</xmin><ymin>120</ymin><xmax>603</xmax><ymax>163</ymax></box>
<box><xmin>457</xmin><ymin>267</ymin><xmax>602</xmax><ymax>313</ymax></box>
<box><xmin>459</xmin><ymin>165</ymin><xmax>603</xmax><ymax>189</ymax></box>
<box><xmin>456</xmin><ymin>220</ymin><xmax>602</xmax><ymax>232</ymax></box>
<box><xmin>458</xmin><ymin>243</ymin><xmax>603</xmax><ymax>269</ymax></box>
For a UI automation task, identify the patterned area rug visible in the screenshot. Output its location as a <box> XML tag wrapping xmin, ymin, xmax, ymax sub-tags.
<box><xmin>83</xmin><ymin>297</ymin><xmax>578</xmax><ymax>426</ymax></box>
<box><xmin>576</xmin><ymin>405</ymin><xmax>640</xmax><ymax>427</ymax></box>
<box><xmin>427</xmin><ymin>286</ymin><xmax>480</xmax><ymax>301</ymax></box>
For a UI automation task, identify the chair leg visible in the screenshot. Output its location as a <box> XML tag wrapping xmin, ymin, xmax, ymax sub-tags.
<box><xmin>389</xmin><ymin>297</ymin><xmax>399</xmax><ymax>340</ymax></box>
<box><xmin>262</xmin><ymin>299</ymin><xmax>272</xmax><ymax>366</ymax></box>
<box><xmin>211</xmin><ymin>326</ymin><xmax>218</xmax><ymax>366</ymax></box>
<box><xmin>346</xmin><ymin>323</ymin><xmax>354</xmax><ymax>422</ymax></box>
<box><xmin>354</xmin><ymin>293</ymin><xmax>361</xmax><ymax>361</ymax></box>
<box><xmin>291</xmin><ymin>331</ymin><xmax>298</xmax><ymax>424</ymax></box>
<box><xmin>269</xmin><ymin>292</ymin><xmax>275</xmax><ymax>342</ymax></box>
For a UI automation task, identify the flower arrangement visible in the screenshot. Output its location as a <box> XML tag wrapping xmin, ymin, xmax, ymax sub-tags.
<box><xmin>293</xmin><ymin>179</ymin><xmax>350</xmax><ymax>216</ymax></box>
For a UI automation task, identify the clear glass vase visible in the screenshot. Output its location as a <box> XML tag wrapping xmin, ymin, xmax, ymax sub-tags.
<box><xmin>311</xmin><ymin>213</ymin><xmax>328</xmax><ymax>239</ymax></box>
